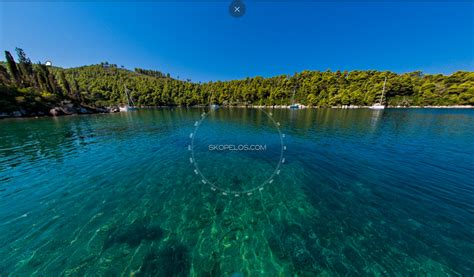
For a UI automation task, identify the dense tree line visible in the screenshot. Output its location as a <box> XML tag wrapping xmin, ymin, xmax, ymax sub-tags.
<box><xmin>134</xmin><ymin>68</ymin><xmax>171</xmax><ymax>79</ymax></box>
<box><xmin>1</xmin><ymin>48</ymin><xmax>473</xmax><ymax>114</ymax></box>
<box><xmin>61</xmin><ymin>65</ymin><xmax>474</xmax><ymax>107</ymax></box>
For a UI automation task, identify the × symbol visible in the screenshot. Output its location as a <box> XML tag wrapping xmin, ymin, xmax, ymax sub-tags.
<box><xmin>229</xmin><ymin>0</ymin><xmax>246</xmax><ymax>18</ymax></box>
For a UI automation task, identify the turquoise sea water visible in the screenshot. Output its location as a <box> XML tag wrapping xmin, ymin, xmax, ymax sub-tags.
<box><xmin>0</xmin><ymin>108</ymin><xmax>473</xmax><ymax>276</ymax></box>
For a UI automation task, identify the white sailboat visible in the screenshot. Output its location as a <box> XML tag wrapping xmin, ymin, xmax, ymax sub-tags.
<box><xmin>289</xmin><ymin>86</ymin><xmax>300</xmax><ymax>109</ymax></box>
<box><xmin>370</xmin><ymin>77</ymin><xmax>387</xmax><ymax>110</ymax></box>
<box><xmin>208</xmin><ymin>91</ymin><xmax>219</xmax><ymax>110</ymax></box>
<box><xmin>120</xmin><ymin>85</ymin><xmax>138</xmax><ymax>112</ymax></box>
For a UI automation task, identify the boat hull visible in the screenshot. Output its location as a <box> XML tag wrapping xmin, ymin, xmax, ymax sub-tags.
<box><xmin>119</xmin><ymin>106</ymin><xmax>138</xmax><ymax>112</ymax></box>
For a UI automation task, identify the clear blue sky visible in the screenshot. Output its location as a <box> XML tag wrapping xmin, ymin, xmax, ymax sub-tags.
<box><xmin>0</xmin><ymin>1</ymin><xmax>473</xmax><ymax>81</ymax></box>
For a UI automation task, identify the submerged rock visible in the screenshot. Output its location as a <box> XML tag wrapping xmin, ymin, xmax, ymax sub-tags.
<box><xmin>138</xmin><ymin>242</ymin><xmax>190</xmax><ymax>276</ymax></box>
<box><xmin>103</xmin><ymin>219</ymin><xmax>164</xmax><ymax>250</ymax></box>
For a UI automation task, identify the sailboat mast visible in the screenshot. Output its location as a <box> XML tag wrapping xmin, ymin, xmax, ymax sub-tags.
<box><xmin>290</xmin><ymin>74</ymin><xmax>297</xmax><ymax>105</ymax></box>
<box><xmin>124</xmin><ymin>85</ymin><xmax>134</xmax><ymax>106</ymax></box>
<box><xmin>291</xmin><ymin>87</ymin><xmax>296</xmax><ymax>105</ymax></box>
<box><xmin>380</xmin><ymin>77</ymin><xmax>387</xmax><ymax>103</ymax></box>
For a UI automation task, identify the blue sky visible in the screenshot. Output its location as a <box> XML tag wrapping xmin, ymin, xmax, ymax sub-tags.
<box><xmin>0</xmin><ymin>1</ymin><xmax>473</xmax><ymax>81</ymax></box>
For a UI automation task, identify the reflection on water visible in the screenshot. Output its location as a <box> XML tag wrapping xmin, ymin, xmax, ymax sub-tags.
<box><xmin>369</xmin><ymin>109</ymin><xmax>383</xmax><ymax>131</ymax></box>
<box><xmin>0</xmin><ymin>108</ymin><xmax>473</xmax><ymax>275</ymax></box>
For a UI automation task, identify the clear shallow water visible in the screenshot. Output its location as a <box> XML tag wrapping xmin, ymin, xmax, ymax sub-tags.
<box><xmin>0</xmin><ymin>108</ymin><xmax>473</xmax><ymax>276</ymax></box>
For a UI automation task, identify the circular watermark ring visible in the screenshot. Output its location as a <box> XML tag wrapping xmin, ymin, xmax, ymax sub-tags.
<box><xmin>188</xmin><ymin>108</ymin><xmax>286</xmax><ymax>197</ymax></box>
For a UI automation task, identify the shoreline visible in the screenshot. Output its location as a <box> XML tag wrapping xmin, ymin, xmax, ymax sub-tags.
<box><xmin>210</xmin><ymin>105</ymin><xmax>474</xmax><ymax>109</ymax></box>
<box><xmin>1</xmin><ymin>105</ymin><xmax>473</xmax><ymax>120</ymax></box>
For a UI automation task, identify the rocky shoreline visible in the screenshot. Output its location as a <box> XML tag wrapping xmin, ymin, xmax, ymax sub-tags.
<box><xmin>2</xmin><ymin>104</ymin><xmax>473</xmax><ymax>119</ymax></box>
<box><xmin>0</xmin><ymin>101</ymin><xmax>121</xmax><ymax>119</ymax></box>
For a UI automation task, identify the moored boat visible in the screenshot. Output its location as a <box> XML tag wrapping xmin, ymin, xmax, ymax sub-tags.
<box><xmin>370</xmin><ymin>77</ymin><xmax>387</xmax><ymax>110</ymax></box>
<box><xmin>120</xmin><ymin>85</ymin><xmax>138</xmax><ymax>112</ymax></box>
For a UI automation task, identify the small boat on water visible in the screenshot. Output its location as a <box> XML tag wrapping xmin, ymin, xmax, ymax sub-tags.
<box><xmin>289</xmin><ymin>85</ymin><xmax>301</xmax><ymax>109</ymax></box>
<box><xmin>120</xmin><ymin>85</ymin><xmax>138</xmax><ymax>112</ymax></box>
<box><xmin>210</xmin><ymin>104</ymin><xmax>219</xmax><ymax>110</ymax></box>
<box><xmin>290</xmin><ymin>104</ymin><xmax>300</xmax><ymax>109</ymax></box>
<box><xmin>119</xmin><ymin>105</ymin><xmax>138</xmax><ymax>112</ymax></box>
<box><xmin>370</xmin><ymin>77</ymin><xmax>387</xmax><ymax>110</ymax></box>
<box><xmin>369</xmin><ymin>103</ymin><xmax>385</xmax><ymax>110</ymax></box>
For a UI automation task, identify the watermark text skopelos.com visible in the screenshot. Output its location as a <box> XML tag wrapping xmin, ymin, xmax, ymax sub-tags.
<box><xmin>208</xmin><ymin>144</ymin><xmax>267</xmax><ymax>151</ymax></box>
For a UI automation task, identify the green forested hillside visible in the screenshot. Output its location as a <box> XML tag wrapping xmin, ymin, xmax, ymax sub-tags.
<box><xmin>1</xmin><ymin>48</ymin><xmax>473</xmax><ymax>115</ymax></box>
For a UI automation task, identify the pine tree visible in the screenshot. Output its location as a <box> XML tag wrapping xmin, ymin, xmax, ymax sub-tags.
<box><xmin>0</xmin><ymin>65</ymin><xmax>10</xmax><ymax>84</ymax></box>
<box><xmin>5</xmin><ymin>51</ymin><xmax>20</xmax><ymax>85</ymax></box>
<box><xmin>59</xmin><ymin>71</ymin><xmax>71</xmax><ymax>96</ymax></box>
<box><xmin>36</xmin><ymin>63</ymin><xmax>54</xmax><ymax>92</ymax></box>
<box><xmin>15</xmin><ymin>48</ymin><xmax>33</xmax><ymax>81</ymax></box>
